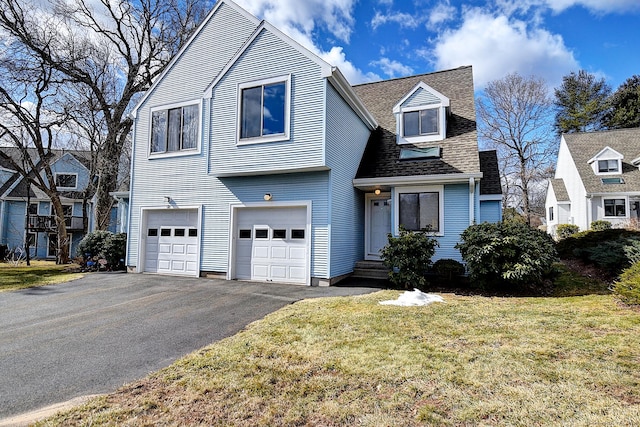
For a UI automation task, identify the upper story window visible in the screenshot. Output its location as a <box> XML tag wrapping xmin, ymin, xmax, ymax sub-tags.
<box><xmin>393</xmin><ymin>82</ymin><xmax>449</xmax><ymax>145</ymax></box>
<box><xmin>55</xmin><ymin>173</ymin><xmax>77</xmax><ymax>190</ymax></box>
<box><xmin>237</xmin><ymin>75</ymin><xmax>291</xmax><ymax>145</ymax></box>
<box><xmin>598</xmin><ymin>159</ymin><xmax>620</xmax><ymax>173</ymax></box>
<box><xmin>403</xmin><ymin>108</ymin><xmax>438</xmax><ymax>137</ymax></box>
<box><xmin>150</xmin><ymin>102</ymin><xmax>200</xmax><ymax>155</ymax></box>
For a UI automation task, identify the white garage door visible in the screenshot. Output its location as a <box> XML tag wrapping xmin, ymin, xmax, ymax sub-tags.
<box><xmin>144</xmin><ymin>209</ymin><xmax>199</xmax><ymax>276</ymax></box>
<box><xmin>235</xmin><ymin>206</ymin><xmax>308</xmax><ymax>284</ymax></box>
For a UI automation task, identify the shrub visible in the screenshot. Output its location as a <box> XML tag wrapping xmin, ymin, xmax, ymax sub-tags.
<box><xmin>556</xmin><ymin>229</ymin><xmax>640</xmax><ymax>276</ymax></box>
<box><xmin>381</xmin><ymin>226</ymin><xmax>439</xmax><ymax>289</ymax></box>
<box><xmin>590</xmin><ymin>220</ymin><xmax>612</xmax><ymax>231</ymax></box>
<box><xmin>613</xmin><ymin>262</ymin><xmax>640</xmax><ymax>305</ymax></box>
<box><xmin>557</xmin><ymin>224</ymin><xmax>580</xmax><ymax>239</ymax></box>
<box><xmin>432</xmin><ymin>258</ymin><xmax>466</xmax><ymax>283</ymax></box>
<box><xmin>77</xmin><ymin>231</ymin><xmax>127</xmax><ymax>270</ymax></box>
<box><xmin>455</xmin><ymin>221</ymin><xmax>557</xmax><ymax>289</ymax></box>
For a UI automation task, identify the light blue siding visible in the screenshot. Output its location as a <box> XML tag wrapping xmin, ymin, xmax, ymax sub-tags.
<box><xmin>480</xmin><ymin>200</ymin><xmax>502</xmax><ymax>223</ymax></box>
<box><xmin>4</xmin><ymin>201</ymin><xmax>25</xmax><ymax>250</ymax></box>
<box><xmin>325</xmin><ymin>82</ymin><xmax>371</xmax><ymax>277</ymax></box>
<box><xmin>210</xmin><ymin>29</ymin><xmax>326</xmax><ymax>176</ymax></box>
<box><xmin>48</xmin><ymin>153</ymin><xmax>90</xmax><ymax>191</ymax></box>
<box><xmin>436</xmin><ymin>184</ymin><xmax>470</xmax><ymax>262</ymax></box>
<box><xmin>402</xmin><ymin>87</ymin><xmax>441</xmax><ymax>108</ymax></box>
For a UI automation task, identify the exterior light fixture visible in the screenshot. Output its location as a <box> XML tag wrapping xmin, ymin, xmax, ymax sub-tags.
<box><xmin>374</xmin><ymin>189</ymin><xmax>381</xmax><ymax>195</ymax></box>
<box><xmin>264</xmin><ymin>193</ymin><xmax>273</xmax><ymax>201</ymax></box>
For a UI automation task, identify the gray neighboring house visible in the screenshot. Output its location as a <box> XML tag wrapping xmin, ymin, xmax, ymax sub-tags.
<box><xmin>546</xmin><ymin>127</ymin><xmax>640</xmax><ymax>235</ymax></box>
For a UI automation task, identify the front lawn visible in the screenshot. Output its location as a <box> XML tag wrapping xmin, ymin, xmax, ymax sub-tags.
<box><xmin>0</xmin><ymin>261</ymin><xmax>84</xmax><ymax>292</ymax></box>
<box><xmin>39</xmin><ymin>289</ymin><xmax>640</xmax><ymax>426</ymax></box>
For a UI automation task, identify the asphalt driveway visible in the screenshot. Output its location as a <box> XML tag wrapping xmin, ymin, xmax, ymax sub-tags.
<box><xmin>0</xmin><ymin>273</ymin><xmax>378</xmax><ymax>420</ymax></box>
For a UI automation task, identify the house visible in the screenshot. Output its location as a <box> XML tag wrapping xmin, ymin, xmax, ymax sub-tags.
<box><xmin>126</xmin><ymin>0</ymin><xmax>502</xmax><ymax>285</ymax></box>
<box><xmin>545</xmin><ymin>127</ymin><xmax>640</xmax><ymax>235</ymax></box>
<box><xmin>0</xmin><ymin>148</ymin><xmax>94</xmax><ymax>259</ymax></box>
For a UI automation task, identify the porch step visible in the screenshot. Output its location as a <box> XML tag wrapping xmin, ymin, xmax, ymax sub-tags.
<box><xmin>352</xmin><ymin>260</ymin><xmax>390</xmax><ymax>280</ymax></box>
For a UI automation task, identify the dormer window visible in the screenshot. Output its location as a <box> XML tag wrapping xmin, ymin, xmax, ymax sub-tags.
<box><xmin>598</xmin><ymin>159</ymin><xmax>619</xmax><ymax>173</ymax></box>
<box><xmin>393</xmin><ymin>82</ymin><xmax>449</xmax><ymax>145</ymax></box>
<box><xmin>588</xmin><ymin>146</ymin><xmax>623</xmax><ymax>176</ymax></box>
<box><xmin>403</xmin><ymin>108</ymin><xmax>438</xmax><ymax>137</ymax></box>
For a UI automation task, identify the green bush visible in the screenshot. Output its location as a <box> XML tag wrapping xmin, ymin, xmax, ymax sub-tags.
<box><xmin>613</xmin><ymin>262</ymin><xmax>640</xmax><ymax>305</ymax></box>
<box><xmin>432</xmin><ymin>258</ymin><xmax>466</xmax><ymax>283</ymax></box>
<box><xmin>557</xmin><ymin>224</ymin><xmax>580</xmax><ymax>239</ymax></box>
<box><xmin>77</xmin><ymin>231</ymin><xmax>127</xmax><ymax>270</ymax></box>
<box><xmin>381</xmin><ymin>226</ymin><xmax>439</xmax><ymax>289</ymax></box>
<box><xmin>455</xmin><ymin>221</ymin><xmax>557</xmax><ymax>288</ymax></box>
<box><xmin>590</xmin><ymin>220</ymin><xmax>612</xmax><ymax>231</ymax></box>
<box><xmin>556</xmin><ymin>229</ymin><xmax>640</xmax><ymax>276</ymax></box>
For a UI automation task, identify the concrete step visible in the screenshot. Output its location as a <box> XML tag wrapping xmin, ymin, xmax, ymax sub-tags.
<box><xmin>352</xmin><ymin>267</ymin><xmax>389</xmax><ymax>280</ymax></box>
<box><xmin>354</xmin><ymin>260</ymin><xmax>388</xmax><ymax>270</ymax></box>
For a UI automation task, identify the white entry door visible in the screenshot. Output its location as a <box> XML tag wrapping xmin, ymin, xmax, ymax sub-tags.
<box><xmin>367</xmin><ymin>196</ymin><xmax>391</xmax><ymax>260</ymax></box>
<box><xmin>144</xmin><ymin>209</ymin><xmax>199</xmax><ymax>276</ymax></box>
<box><xmin>235</xmin><ymin>206</ymin><xmax>308</xmax><ymax>284</ymax></box>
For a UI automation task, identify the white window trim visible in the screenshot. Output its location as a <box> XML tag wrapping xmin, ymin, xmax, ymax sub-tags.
<box><xmin>595</xmin><ymin>158</ymin><xmax>622</xmax><ymax>175</ymax></box>
<box><xmin>148</xmin><ymin>100</ymin><xmax>202</xmax><ymax>158</ymax></box>
<box><xmin>602</xmin><ymin>196</ymin><xmax>629</xmax><ymax>219</ymax></box>
<box><xmin>236</xmin><ymin>74</ymin><xmax>291</xmax><ymax>146</ymax></box>
<box><xmin>55</xmin><ymin>173</ymin><xmax>78</xmax><ymax>190</ymax></box>
<box><xmin>393</xmin><ymin>185</ymin><xmax>444</xmax><ymax>236</ymax></box>
<box><xmin>396</xmin><ymin>105</ymin><xmax>447</xmax><ymax>144</ymax></box>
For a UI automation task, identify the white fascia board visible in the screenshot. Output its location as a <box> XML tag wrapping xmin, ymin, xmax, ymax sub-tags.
<box><xmin>0</xmin><ymin>166</ymin><xmax>17</xmax><ymax>174</ymax></box>
<box><xmin>353</xmin><ymin>172</ymin><xmax>484</xmax><ymax>189</ymax></box>
<box><xmin>204</xmin><ymin>20</ymin><xmax>333</xmax><ymax>100</ymax></box>
<box><xmin>131</xmin><ymin>0</ymin><xmax>260</xmax><ymax>119</ymax></box>
<box><xmin>588</xmin><ymin>191</ymin><xmax>640</xmax><ymax>197</ymax></box>
<box><xmin>327</xmin><ymin>68</ymin><xmax>378</xmax><ymax>130</ymax></box>
<box><xmin>392</xmin><ymin>81</ymin><xmax>450</xmax><ymax>114</ymax></box>
<box><xmin>479</xmin><ymin>194</ymin><xmax>503</xmax><ymax>201</ymax></box>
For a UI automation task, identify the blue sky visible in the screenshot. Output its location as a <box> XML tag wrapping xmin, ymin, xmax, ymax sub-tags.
<box><xmin>234</xmin><ymin>0</ymin><xmax>640</xmax><ymax>92</ymax></box>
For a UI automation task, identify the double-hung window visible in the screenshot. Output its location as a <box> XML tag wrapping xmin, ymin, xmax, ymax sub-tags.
<box><xmin>604</xmin><ymin>198</ymin><xmax>626</xmax><ymax>217</ymax></box>
<box><xmin>151</xmin><ymin>103</ymin><xmax>199</xmax><ymax>154</ymax></box>
<box><xmin>396</xmin><ymin>186</ymin><xmax>443</xmax><ymax>234</ymax></box>
<box><xmin>238</xmin><ymin>76</ymin><xmax>290</xmax><ymax>144</ymax></box>
<box><xmin>403</xmin><ymin>108</ymin><xmax>439</xmax><ymax>137</ymax></box>
<box><xmin>598</xmin><ymin>159</ymin><xmax>619</xmax><ymax>173</ymax></box>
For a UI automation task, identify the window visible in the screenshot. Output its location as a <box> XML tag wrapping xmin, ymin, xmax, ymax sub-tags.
<box><xmin>548</xmin><ymin>207</ymin><xmax>554</xmax><ymax>221</ymax></box>
<box><xmin>291</xmin><ymin>229</ymin><xmax>305</xmax><ymax>239</ymax></box>
<box><xmin>188</xmin><ymin>229</ymin><xmax>198</xmax><ymax>237</ymax></box>
<box><xmin>160</xmin><ymin>229</ymin><xmax>171</xmax><ymax>236</ymax></box>
<box><xmin>62</xmin><ymin>205</ymin><xmax>73</xmax><ymax>227</ymax></box>
<box><xmin>403</xmin><ymin>108</ymin><xmax>438</xmax><ymax>137</ymax></box>
<box><xmin>239</xmin><ymin>229</ymin><xmax>251</xmax><ymax>239</ymax></box>
<box><xmin>602</xmin><ymin>177</ymin><xmax>624</xmax><ymax>184</ymax></box>
<box><xmin>28</xmin><ymin>203</ymin><xmax>38</xmax><ymax>215</ymax></box>
<box><xmin>598</xmin><ymin>159</ymin><xmax>619</xmax><ymax>173</ymax></box>
<box><xmin>238</xmin><ymin>76</ymin><xmax>290</xmax><ymax>143</ymax></box>
<box><xmin>151</xmin><ymin>103</ymin><xmax>199</xmax><ymax>154</ymax></box>
<box><xmin>273</xmin><ymin>229</ymin><xmax>286</xmax><ymax>239</ymax></box>
<box><xmin>255</xmin><ymin>229</ymin><xmax>268</xmax><ymax>239</ymax></box>
<box><xmin>399</xmin><ymin>192</ymin><xmax>440</xmax><ymax>232</ymax></box>
<box><xmin>604</xmin><ymin>199</ymin><xmax>626</xmax><ymax>217</ymax></box>
<box><xmin>174</xmin><ymin>228</ymin><xmax>185</xmax><ymax>237</ymax></box>
<box><xmin>55</xmin><ymin>174</ymin><xmax>77</xmax><ymax>189</ymax></box>
<box><xmin>148</xmin><ymin>229</ymin><xmax>158</xmax><ymax>237</ymax></box>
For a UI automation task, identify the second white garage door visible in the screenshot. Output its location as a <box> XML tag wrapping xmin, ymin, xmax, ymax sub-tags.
<box><xmin>235</xmin><ymin>206</ymin><xmax>308</xmax><ymax>284</ymax></box>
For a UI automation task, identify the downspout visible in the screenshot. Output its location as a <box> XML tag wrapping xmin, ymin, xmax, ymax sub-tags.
<box><xmin>586</xmin><ymin>194</ymin><xmax>592</xmax><ymax>231</ymax></box>
<box><xmin>469</xmin><ymin>177</ymin><xmax>475</xmax><ymax>225</ymax></box>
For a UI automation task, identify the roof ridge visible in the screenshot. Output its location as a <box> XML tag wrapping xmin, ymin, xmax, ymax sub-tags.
<box><xmin>352</xmin><ymin>65</ymin><xmax>472</xmax><ymax>88</ymax></box>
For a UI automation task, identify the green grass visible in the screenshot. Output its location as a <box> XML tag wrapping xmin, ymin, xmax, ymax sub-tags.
<box><xmin>39</xmin><ymin>290</ymin><xmax>640</xmax><ymax>426</ymax></box>
<box><xmin>0</xmin><ymin>261</ymin><xmax>84</xmax><ymax>292</ymax></box>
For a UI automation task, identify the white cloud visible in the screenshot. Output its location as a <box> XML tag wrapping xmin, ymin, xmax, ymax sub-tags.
<box><xmin>371</xmin><ymin>11</ymin><xmax>424</xmax><ymax>30</ymax></box>
<box><xmin>496</xmin><ymin>0</ymin><xmax>640</xmax><ymax>14</ymax></box>
<box><xmin>233</xmin><ymin>0</ymin><xmax>378</xmax><ymax>85</ymax></box>
<box><xmin>370</xmin><ymin>57</ymin><xmax>413</xmax><ymax>78</ymax></box>
<box><xmin>430</xmin><ymin>8</ymin><xmax>579</xmax><ymax>89</ymax></box>
<box><xmin>428</xmin><ymin>2</ymin><xmax>457</xmax><ymax>28</ymax></box>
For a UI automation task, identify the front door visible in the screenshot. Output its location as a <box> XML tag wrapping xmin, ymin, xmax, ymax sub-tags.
<box><xmin>366</xmin><ymin>195</ymin><xmax>391</xmax><ymax>260</ymax></box>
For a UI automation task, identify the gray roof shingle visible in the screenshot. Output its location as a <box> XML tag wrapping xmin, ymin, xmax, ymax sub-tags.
<box><xmin>563</xmin><ymin>127</ymin><xmax>640</xmax><ymax>194</ymax></box>
<box><xmin>478</xmin><ymin>150</ymin><xmax>502</xmax><ymax>195</ymax></box>
<box><xmin>353</xmin><ymin>66</ymin><xmax>480</xmax><ymax>179</ymax></box>
<box><xmin>550</xmin><ymin>178</ymin><xmax>570</xmax><ymax>202</ymax></box>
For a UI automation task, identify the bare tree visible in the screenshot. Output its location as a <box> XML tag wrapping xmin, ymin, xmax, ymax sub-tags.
<box><xmin>477</xmin><ymin>73</ymin><xmax>555</xmax><ymax>225</ymax></box>
<box><xmin>0</xmin><ymin>54</ymin><xmax>74</xmax><ymax>263</ymax></box>
<box><xmin>0</xmin><ymin>0</ymin><xmax>207</xmax><ymax>230</ymax></box>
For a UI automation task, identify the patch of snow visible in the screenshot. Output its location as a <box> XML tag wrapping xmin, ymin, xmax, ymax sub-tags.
<box><xmin>379</xmin><ymin>289</ymin><xmax>445</xmax><ymax>307</ymax></box>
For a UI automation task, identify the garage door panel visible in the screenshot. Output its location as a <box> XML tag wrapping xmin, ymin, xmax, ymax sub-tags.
<box><xmin>235</xmin><ymin>207</ymin><xmax>308</xmax><ymax>284</ymax></box>
<box><xmin>144</xmin><ymin>210</ymin><xmax>199</xmax><ymax>276</ymax></box>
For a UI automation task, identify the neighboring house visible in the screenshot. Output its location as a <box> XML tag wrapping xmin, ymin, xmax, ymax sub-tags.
<box><xmin>126</xmin><ymin>0</ymin><xmax>502</xmax><ymax>284</ymax></box>
<box><xmin>0</xmin><ymin>148</ymin><xmax>93</xmax><ymax>259</ymax></box>
<box><xmin>546</xmin><ymin>127</ymin><xmax>640</xmax><ymax>236</ymax></box>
